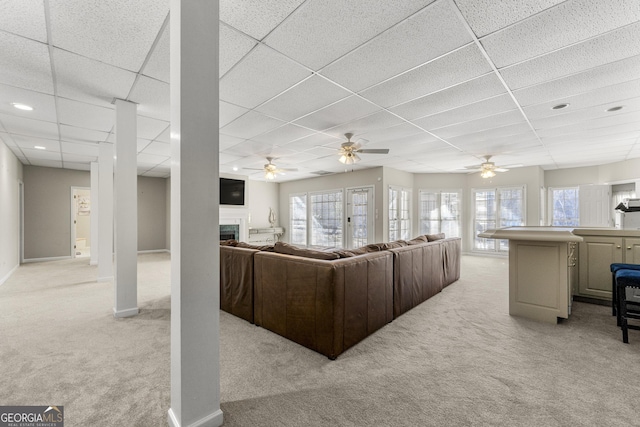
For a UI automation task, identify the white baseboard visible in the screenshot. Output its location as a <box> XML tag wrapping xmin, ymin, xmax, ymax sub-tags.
<box><xmin>0</xmin><ymin>263</ymin><xmax>19</xmax><ymax>286</ymax></box>
<box><xmin>23</xmin><ymin>256</ymin><xmax>72</xmax><ymax>263</ymax></box>
<box><xmin>168</xmin><ymin>408</ymin><xmax>223</xmax><ymax>427</ymax></box>
<box><xmin>113</xmin><ymin>307</ymin><xmax>139</xmax><ymax>318</ymax></box>
<box><xmin>138</xmin><ymin>249</ymin><xmax>170</xmax><ymax>254</ymax></box>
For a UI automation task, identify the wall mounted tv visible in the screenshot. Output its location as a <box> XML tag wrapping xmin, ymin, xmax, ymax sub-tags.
<box><xmin>220</xmin><ymin>177</ymin><xmax>245</xmax><ymax>206</ymax></box>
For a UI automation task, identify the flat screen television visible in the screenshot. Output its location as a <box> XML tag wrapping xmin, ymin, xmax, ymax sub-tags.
<box><xmin>220</xmin><ymin>177</ymin><xmax>245</xmax><ymax>206</ymax></box>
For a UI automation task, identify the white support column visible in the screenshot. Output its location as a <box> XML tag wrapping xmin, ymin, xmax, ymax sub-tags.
<box><xmin>97</xmin><ymin>143</ymin><xmax>114</xmax><ymax>282</ymax></box>
<box><xmin>90</xmin><ymin>161</ymin><xmax>99</xmax><ymax>266</ymax></box>
<box><xmin>113</xmin><ymin>99</ymin><xmax>139</xmax><ymax>318</ymax></box>
<box><xmin>168</xmin><ymin>1</ymin><xmax>222</xmax><ymax>426</ymax></box>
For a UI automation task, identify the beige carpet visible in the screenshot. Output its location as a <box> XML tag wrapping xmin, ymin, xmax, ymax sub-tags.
<box><xmin>1</xmin><ymin>253</ymin><xmax>639</xmax><ymax>426</ymax></box>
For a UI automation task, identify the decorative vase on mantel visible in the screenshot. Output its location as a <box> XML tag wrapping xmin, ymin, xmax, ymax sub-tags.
<box><xmin>268</xmin><ymin>208</ymin><xmax>276</xmax><ymax>227</ymax></box>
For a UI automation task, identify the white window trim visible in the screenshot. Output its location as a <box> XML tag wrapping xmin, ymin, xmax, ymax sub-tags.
<box><xmin>389</xmin><ymin>185</ymin><xmax>412</xmax><ymax>241</ymax></box>
<box><xmin>548</xmin><ymin>186</ymin><xmax>579</xmax><ymax>227</ymax></box>
<box><xmin>471</xmin><ymin>185</ymin><xmax>526</xmax><ymax>253</ymax></box>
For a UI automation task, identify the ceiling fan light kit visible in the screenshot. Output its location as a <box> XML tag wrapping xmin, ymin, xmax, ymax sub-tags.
<box><xmin>243</xmin><ymin>156</ymin><xmax>298</xmax><ymax>180</ymax></box>
<box><xmin>337</xmin><ymin>133</ymin><xmax>389</xmax><ymax>164</ymax></box>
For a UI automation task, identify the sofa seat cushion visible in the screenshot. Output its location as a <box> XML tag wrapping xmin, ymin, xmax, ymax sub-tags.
<box><xmin>274</xmin><ymin>242</ymin><xmax>340</xmax><ymax>260</ymax></box>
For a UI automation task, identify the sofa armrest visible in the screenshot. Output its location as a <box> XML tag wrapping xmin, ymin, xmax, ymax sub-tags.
<box><xmin>220</xmin><ymin>245</ymin><xmax>259</xmax><ymax>323</ymax></box>
<box><xmin>441</xmin><ymin>237</ymin><xmax>461</xmax><ymax>287</ymax></box>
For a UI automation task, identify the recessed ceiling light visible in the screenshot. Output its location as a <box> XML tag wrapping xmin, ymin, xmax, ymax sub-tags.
<box><xmin>34</xmin><ymin>145</ymin><xmax>46</xmax><ymax>150</ymax></box>
<box><xmin>606</xmin><ymin>106</ymin><xmax>623</xmax><ymax>112</ymax></box>
<box><xmin>232</xmin><ymin>166</ymin><xmax>238</xmax><ymax>171</ymax></box>
<box><xmin>11</xmin><ymin>102</ymin><xmax>34</xmax><ymax>111</ymax></box>
<box><xmin>552</xmin><ymin>103</ymin><xmax>569</xmax><ymax>110</ymax></box>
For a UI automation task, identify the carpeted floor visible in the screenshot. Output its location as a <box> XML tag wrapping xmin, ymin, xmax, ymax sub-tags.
<box><xmin>1</xmin><ymin>253</ymin><xmax>638</xmax><ymax>426</ymax></box>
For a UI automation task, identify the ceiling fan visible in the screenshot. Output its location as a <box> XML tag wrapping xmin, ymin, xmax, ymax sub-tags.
<box><xmin>466</xmin><ymin>155</ymin><xmax>509</xmax><ymax>178</ymax></box>
<box><xmin>244</xmin><ymin>157</ymin><xmax>298</xmax><ymax>180</ymax></box>
<box><xmin>338</xmin><ymin>133</ymin><xmax>390</xmax><ymax>164</ymax></box>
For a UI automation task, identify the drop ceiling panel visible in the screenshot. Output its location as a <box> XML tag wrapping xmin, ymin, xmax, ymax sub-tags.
<box><xmin>219</xmin><ymin>134</ymin><xmax>246</xmax><ymax>151</ymax></box>
<box><xmin>220</xmin><ymin>101</ymin><xmax>249</xmax><ymax>128</ymax></box>
<box><xmin>531</xmin><ymin>98</ymin><xmax>640</xmax><ymax>131</ymax></box>
<box><xmin>357</xmin><ymin>123</ymin><xmax>426</xmax><ymax>145</ymax></box>
<box><xmin>481</xmin><ymin>0</ymin><xmax>640</xmax><ymax>68</ymax></box>
<box><xmin>61</xmin><ymin>141</ymin><xmax>100</xmax><ymax>156</ymax></box>
<box><xmin>137</xmin><ymin>116</ymin><xmax>169</xmax><ymax>140</ymax></box>
<box><xmin>420</xmin><ymin>110</ymin><xmax>525</xmax><ymax>139</ymax></box>
<box><xmin>412</xmin><ymin>94</ymin><xmax>517</xmax><ymax>130</ymax></box>
<box><xmin>220</xmin><ymin>0</ymin><xmax>305</xmax><ymax>40</ymax></box>
<box><xmin>444</xmin><ymin>124</ymin><xmax>538</xmax><ymax>149</ymax></box>
<box><xmin>0</xmin><ymin>0</ymin><xmax>47</xmax><ymax>42</ymax></box>
<box><xmin>12</xmin><ymin>134</ymin><xmax>59</xmax><ymax>151</ymax></box>
<box><xmin>361</xmin><ymin>44</ymin><xmax>493</xmax><ymax>107</ymax></box>
<box><xmin>454</xmin><ymin>0</ymin><xmax>565</xmax><ymax>38</ymax></box>
<box><xmin>128</xmin><ymin>76</ymin><xmax>170</xmax><ymax>121</ymax></box>
<box><xmin>321</xmin><ymin>0</ymin><xmax>472</xmax><ymax>92</ymax></box>
<box><xmin>251</xmin><ymin>124</ymin><xmax>315</xmax><ymax>145</ymax></box>
<box><xmin>292</xmin><ymin>96</ymin><xmax>381</xmax><ymax>131</ymax></box>
<box><xmin>501</xmin><ymin>21</ymin><xmax>640</xmax><ymax>90</ymax></box>
<box><xmin>325</xmin><ymin>111</ymin><xmax>405</xmax><ymax>139</ymax></box>
<box><xmin>137</xmin><ymin>139</ymin><xmax>152</xmax><ymax>153</ymax></box>
<box><xmin>0</xmin><ymin>32</ymin><xmax>53</xmax><ymax>94</ymax></box>
<box><xmin>220</xmin><ymin>44</ymin><xmax>310</xmax><ymax>109</ymax></box>
<box><xmin>220</xmin><ymin>111</ymin><xmax>285</xmax><ymax>140</ymax></box>
<box><xmin>523</xmin><ymin>79</ymin><xmax>640</xmax><ymax>120</ymax></box>
<box><xmin>141</xmin><ymin>22</ymin><xmax>169</xmax><ymax>83</ymax></box>
<box><xmin>536</xmin><ymin>111</ymin><xmax>640</xmax><ymax>138</ymax></box>
<box><xmin>255</xmin><ymin>75</ymin><xmax>351</xmax><ymax>122</ymax></box>
<box><xmin>142</xmin><ymin>171</ymin><xmax>170</xmax><ymax>178</ymax></box>
<box><xmin>390</xmin><ymin>73</ymin><xmax>507</xmax><ymax>120</ymax></box>
<box><xmin>57</xmin><ymin>98</ymin><xmax>114</xmax><ymax>131</ymax></box>
<box><xmin>0</xmin><ymin>114</ymin><xmax>58</xmax><ymax>140</ymax></box>
<box><xmin>0</xmin><ymin>132</ymin><xmax>17</xmax><ymax>147</ymax></box>
<box><xmin>221</xmin><ymin>139</ymin><xmax>277</xmax><ymax>157</ymax></box>
<box><xmin>137</xmin><ymin>152</ymin><xmax>169</xmax><ymax>166</ymax></box>
<box><xmin>218</xmin><ymin>152</ymin><xmax>243</xmax><ymax>165</ymax></box>
<box><xmin>62</xmin><ymin>153</ymin><xmax>97</xmax><ymax>163</ymax></box>
<box><xmin>141</xmin><ymin>141</ymin><xmax>170</xmax><ymax>157</ymax></box>
<box><xmin>54</xmin><ymin>49</ymin><xmax>137</xmax><ymax>108</ymax></box>
<box><xmin>0</xmin><ymin>84</ymin><xmax>57</xmax><ymax>122</ymax></box>
<box><xmin>265</xmin><ymin>0</ymin><xmax>434</xmax><ymax>70</ymax></box>
<box><xmin>513</xmin><ymin>54</ymin><xmax>640</xmax><ymax>107</ymax></box>
<box><xmin>542</xmin><ymin>130</ymin><xmax>640</xmax><ymax>146</ymax></box>
<box><xmin>60</xmin><ymin>125</ymin><xmax>109</xmax><ymax>145</ymax></box>
<box><xmin>279</xmin><ymin>132</ymin><xmax>342</xmax><ymax>150</ymax></box>
<box><xmin>63</xmin><ymin>162</ymin><xmax>91</xmax><ymax>171</ymax></box>
<box><xmin>154</xmin><ymin>127</ymin><xmax>170</xmax><ymax>143</ymax></box>
<box><xmin>49</xmin><ymin>0</ymin><xmax>168</xmax><ymax>71</ymax></box>
<box><xmin>220</xmin><ymin>24</ymin><xmax>258</xmax><ymax>77</ymax></box>
<box><xmin>22</xmin><ymin>147</ymin><xmax>61</xmax><ymax>161</ymax></box>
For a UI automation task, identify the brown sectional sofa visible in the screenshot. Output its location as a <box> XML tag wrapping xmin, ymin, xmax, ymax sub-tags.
<box><xmin>218</xmin><ymin>235</ymin><xmax>461</xmax><ymax>359</ymax></box>
<box><xmin>253</xmin><ymin>250</ymin><xmax>393</xmax><ymax>360</ymax></box>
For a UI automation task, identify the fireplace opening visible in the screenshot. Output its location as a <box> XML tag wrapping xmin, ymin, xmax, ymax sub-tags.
<box><xmin>220</xmin><ymin>224</ymin><xmax>240</xmax><ymax>241</ymax></box>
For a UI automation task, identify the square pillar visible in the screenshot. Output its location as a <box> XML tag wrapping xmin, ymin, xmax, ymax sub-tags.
<box><xmin>90</xmin><ymin>161</ymin><xmax>99</xmax><ymax>266</ymax></box>
<box><xmin>97</xmin><ymin>143</ymin><xmax>114</xmax><ymax>282</ymax></box>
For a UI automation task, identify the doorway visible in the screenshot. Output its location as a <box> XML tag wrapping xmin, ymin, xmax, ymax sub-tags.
<box><xmin>71</xmin><ymin>187</ymin><xmax>91</xmax><ymax>258</ymax></box>
<box><xmin>346</xmin><ymin>186</ymin><xmax>374</xmax><ymax>249</ymax></box>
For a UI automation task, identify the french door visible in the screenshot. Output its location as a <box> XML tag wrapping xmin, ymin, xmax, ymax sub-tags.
<box><xmin>346</xmin><ymin>187</ymin><xmax>374</xmax><ymax>249</ymax></box>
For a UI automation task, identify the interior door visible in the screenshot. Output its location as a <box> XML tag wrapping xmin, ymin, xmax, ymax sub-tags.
<box><xmin>346</xmin><ymin>187</ymin><xmax>374</xmax><ymax>249</ymax></box>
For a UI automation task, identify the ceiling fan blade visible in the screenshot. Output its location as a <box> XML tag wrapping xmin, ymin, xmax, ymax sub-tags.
<box><xmin>276</xmin><ymin>168</ymin><xmax>298</xmax><ymax>172</ymax></box>
<box><xmin>495</xmin><ymin>168</ymin><xmax>509</xmax><ymax>172</ymax></box>
<box><xmin>356</xmin><ymin>148</ymin><xmax>389</xmax><ymax>154</ymax></box>
<box><xmin>243</xmin><ymin>167</ymin><xmax>264</xmax><ymax>171</ymax></box>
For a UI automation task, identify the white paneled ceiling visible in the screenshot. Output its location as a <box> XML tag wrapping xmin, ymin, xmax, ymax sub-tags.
<box><xmin>0</xmin><ymin>0</ymin><xmax>639</xmax><ymax>181</ymax></box>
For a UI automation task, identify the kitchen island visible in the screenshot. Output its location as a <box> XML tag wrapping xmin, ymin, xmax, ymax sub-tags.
<box><xmin>479</xmin><ymin>227</ymin><xmax>582</xmax><ymax>324</ymax></box>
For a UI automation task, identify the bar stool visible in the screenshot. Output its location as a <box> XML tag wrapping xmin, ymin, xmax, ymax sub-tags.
<box><xmin>610</xmin><ymin>263</ymin><xmax>640</xmax><ymax>317</ymax></box>
<box><xmin>615</xmin><ymin>269</ymin><xmax>640</xmax><ymax>343</ymax></box>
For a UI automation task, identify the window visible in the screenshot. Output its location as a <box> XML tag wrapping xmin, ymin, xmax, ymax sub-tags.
<box><xmin>473</xmin><ymin>186</ymin><xmax>525</xmax><ymax>252</ymax></box>
<box><xmin>289</xmin><ymin>190</ymin><xmax>343</xmax><ymax>248</ymax></box>
<box><xmin>289</xmin><ymin>193</ymin><xmax>307</xmax><ymax>246</ymax></box>
<box><xmin>419</xmin><ymin>189</ymin><xmax>461</xmax><ymax>237</ymax></box>
<box><xmin>549</xmin><ymin>187</ymin><xmax>579</xmax><ymax>226</ymax></box>
<box><xmin>310</xmin><ymin>190</ymin><xmax>343</xmax><ymax>247</ymax></box>
<box><xmin>389</xmin><ymin>186</ymin><xmax>411</xmax><ymax>241</ymax></box>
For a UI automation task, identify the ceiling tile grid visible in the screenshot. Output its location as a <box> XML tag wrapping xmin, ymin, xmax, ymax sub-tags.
<box><xmin>320</xmin><ymin>0</ymin><xmax>472</xmax><ymax>92</ymax></box>
<box><xmin>360</xmin><ymin>44</ymin><xmax>493</xmax><ymax>108</ymax></box>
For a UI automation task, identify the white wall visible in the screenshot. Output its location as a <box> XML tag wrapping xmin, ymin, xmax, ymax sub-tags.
<box><xmin>0</xmin><ymin>141</ymin><xmax>23</xmax><ymax>284</ymax></box>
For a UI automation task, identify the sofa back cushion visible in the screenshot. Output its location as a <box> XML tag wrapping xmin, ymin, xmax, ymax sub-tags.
<box><xmin>274</xmin><ymin>242</ymin><xmax>340</xmax><ymax>260</ymax></box>
<box><xmin>364</xmin><ymin>240</ymin><xmax>408</xmax><ymax>252</ymax></box>
<box><xmin>236</xmin><ymin>241</ymin><xmax>275</xmax><ymax>251</ymax></box>
<box><xmin>426</xmin><ymin>233</ymin><xmax>446</xmax><ymax>242</ymax></box>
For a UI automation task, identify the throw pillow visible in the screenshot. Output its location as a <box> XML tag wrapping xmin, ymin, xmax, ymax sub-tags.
<box><xmin>426</xmin><ymin>233</ymin><xmax>446</xmax><ymax>242</ymax></box>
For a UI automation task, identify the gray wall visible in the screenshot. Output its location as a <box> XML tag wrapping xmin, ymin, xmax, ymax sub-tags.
<box><xmin>138</xmin><ymin>176</ymin><xmax>168</xmax><ymax>251</ymax></box>
<box><xmin>0</xmin><ymin>141</ymin><xmax>23</xmax><ymax>283</ymax></box>
<box><xmin>23</xmin><ymin>166</ymin><xmax>90</xmax><ymax>259</ymax></box>
<box><xmin>23</xmin><ymin>166</ymin><xmax>169</xmax><ymax>259</ymax></box>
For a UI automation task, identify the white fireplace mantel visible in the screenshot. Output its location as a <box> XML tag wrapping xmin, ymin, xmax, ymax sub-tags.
<box><xmin>220</xmin><ymin>207</ymin><xmax>249</xmax><ymax>241</ymax></box>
